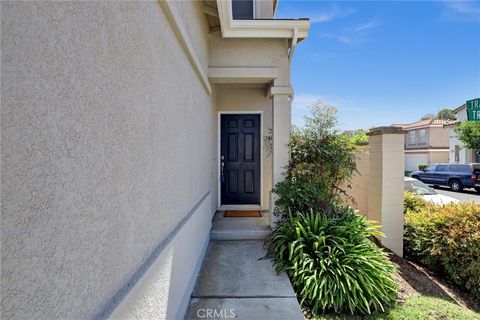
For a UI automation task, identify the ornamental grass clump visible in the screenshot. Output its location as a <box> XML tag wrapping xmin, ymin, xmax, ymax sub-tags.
<box><xmin>267</xmin><ymin>206</ymin><xmax>398</xmax><ymax>316</ymax></box>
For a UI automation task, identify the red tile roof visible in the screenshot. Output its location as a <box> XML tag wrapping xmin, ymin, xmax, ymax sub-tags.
<box><xmin>391</xmin><ymin>119</ymin><xmax>456</xmax><ymax>130</ymax></box>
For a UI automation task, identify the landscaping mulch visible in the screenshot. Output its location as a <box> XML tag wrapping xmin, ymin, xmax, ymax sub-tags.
<box><xmin>390</xmin><ymin>253</ymin><xmax>480</xmax><ymax>313</ymax></box>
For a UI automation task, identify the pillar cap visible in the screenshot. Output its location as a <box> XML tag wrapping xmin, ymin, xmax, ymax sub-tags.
<box><xmin>367</xmin><ymin>126</ymin><xmax>405</xmax><ymax>136</ymax></box>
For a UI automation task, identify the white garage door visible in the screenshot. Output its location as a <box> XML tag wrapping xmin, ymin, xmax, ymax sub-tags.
<box><xmin>405</xmin><ymin>153</ymin><xmax>429</xmax><ymax>171</ymax></box>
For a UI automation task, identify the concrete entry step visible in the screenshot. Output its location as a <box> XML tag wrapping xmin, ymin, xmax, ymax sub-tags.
<box><xmin>210</xmin><ymin>212</ymin><xmax>271</xmax><ymax>240</ymax></box>
<box><xmin>185</xmin><ymin>240</ymin><xmax>303</xmax><ymax>320</ymax></box>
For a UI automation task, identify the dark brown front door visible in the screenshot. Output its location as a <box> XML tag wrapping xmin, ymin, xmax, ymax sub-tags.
<box><xmin>220</xmin><ymin>114</ymin><xmax>261</xmax><ymax>205</ymax></box>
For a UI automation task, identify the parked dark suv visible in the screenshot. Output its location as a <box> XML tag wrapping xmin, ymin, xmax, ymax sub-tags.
<box><xmin>411</xmin><ymin>163</ymin><xmax>480</xmax><ymax>193</ymax></box>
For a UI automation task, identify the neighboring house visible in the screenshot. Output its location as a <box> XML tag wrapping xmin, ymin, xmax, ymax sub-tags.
<box><xmin>445</xmin><ymin>104</ymin><xmax>480</xmax><ymax>163</ymax></box>
<box><xmin>391</xmin><ymin>119</ymin><xmax>454</xmax><ymax>171</ymax></box>
<box><xmin>1</xmin><ymin>1</ymin><xmax>310</xmax><ymax>319</ymax></box>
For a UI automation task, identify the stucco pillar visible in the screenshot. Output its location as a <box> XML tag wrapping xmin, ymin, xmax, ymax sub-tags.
<box><xmin>367</xmin><ymin>127</ymin><xmax>405</xmax><ymax>257</ymax></box>
<box><xmin>268</xmin><ymin>86</ymin><xmax>292</xmax><ymax>227</ymax></box>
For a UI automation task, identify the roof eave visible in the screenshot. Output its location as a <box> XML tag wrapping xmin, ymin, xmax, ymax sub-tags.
<box><xmin>216</xmin><ymin>0</ymin><xmax>310</xmax><ymax>39</ymax></box>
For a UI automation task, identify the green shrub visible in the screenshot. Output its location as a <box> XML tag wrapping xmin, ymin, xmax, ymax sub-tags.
<box><xmin>404</xmin><ymin>202</ymin><xmax>480</xmax><ymax>299</ymax></box>
<box><xmin>404</xmin><ymin>170</ymin><xmax>412</xmax><ymax>177</ymax></box>
<box><xmin>349</xmin><ymin>130</ymin><xmax>369</xmax><ymax>145</ymax></box>
<box><xmin>403</xmin><ymin>192</ymin><xmax>428</xmax><ymax>213</ymax></box>
<box><xmin>418</xmin><ymin>164</ymin><xmax>428</xmax><ymax>171</ymax></box>
<box><xmin>273</xmin><ymin>104</ymin><xmax>359</xmax><ymax>216</ymax></box>
<box><xmin>267</xmin><ymin>207</ymin><xmax>398</xmax><ymax>316</ymax></box>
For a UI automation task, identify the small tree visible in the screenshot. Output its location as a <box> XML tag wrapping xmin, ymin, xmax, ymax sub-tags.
<box><xmin>421</xmin><ymin>113</ymin><xmax>436</xmax><ymax>120</ymax></box>
<box><xmin>349</xmin><ymin>130</ymin><xmax>368</xmax><ymax>145</ymax></box>
<box><xmin>273</xmin><ymin>102</ymin><xmax>359</xmax><ymax>216</ymax></box>
<box><xmin>421</xmin><ymin>109</ymin><xmax>456</xmax><ymax>121</ymax></box>
<box><xmin>437</xmin><ymin>108</ymin><xmax>456</xmax><ymax>120</ymax></box>
<box><xmin>455</xmin><ymin>121</ymin><xmax>480</xmax><ymax>150</ymax></box>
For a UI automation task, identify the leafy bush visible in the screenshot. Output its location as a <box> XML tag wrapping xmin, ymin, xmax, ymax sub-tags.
<box><xmin>273</xmin><ymin>104</ymin><xmax>359</xmax><ymax>216</ymax></box>
<box><xmin>267</xmin><ymin>207</ymin><xmax>398</xmax><ymax>316</ymax></box>
<box><xmin>349</xmin><ymin>130</ymin><xmax>369</xmax><ymax>145</ymax></box>
<box><xmin>403</xmin><ymin>192</ymin><xmax>427</xmax><ymax>213</ymax></box>
<box><xmin>404</xmin><ymin>170</ymin><xmax>412</xmax><ymax>177</ymax></box>
<box><xmin>418</xmin><ymin>164</ymin><xmax>428</xmax><ymax>171</ymax></box>
<box><xmin>404</xmin><ymin>200</ymin><xmax>480</xmax><ymax>299</ymax></box>
<box><xmin>455</xmin><ymin>121</ymin><xmax>480</xmax><ymax>150</ymax></box>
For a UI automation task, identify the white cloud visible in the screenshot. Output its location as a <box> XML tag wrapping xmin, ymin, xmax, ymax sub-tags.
<box><xmin>309</xmin><ymin>5</ymin><xmax>356</xmax><ymax>24</ymax></box>
<box><xmin>318</xmin><ymin>20</ymin><xmax>380</xmax><ymax>45</ymax></box>
<box><xmin>354</xmin><ymin>20</ymin><xmax>380</xmax><ymax>32</ymax></box>
<box><xmin>443</xmin><ymin>1</ymin><xmax>480</xmax><ymax>21</ymax></box>
<box><xmin>319</xmin><ymin>33</ymin><xmax>353</xmax><ymax>44</ymax></box>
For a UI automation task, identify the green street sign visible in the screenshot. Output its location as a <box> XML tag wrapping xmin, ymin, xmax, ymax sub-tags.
<box><xmin>466</xmin><ymin>98</ymin><xmax>480</xmax><ymax>121</ymax></box>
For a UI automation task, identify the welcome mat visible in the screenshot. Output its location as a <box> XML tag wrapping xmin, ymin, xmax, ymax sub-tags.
<box><xmin>224</xmin><ymin>210</ymin><xmax>261</xmax><ymax>218</ymax></box>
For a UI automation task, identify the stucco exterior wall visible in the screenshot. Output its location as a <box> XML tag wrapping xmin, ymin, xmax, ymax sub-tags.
<box><xmin>209</xmin><ymin>36</ymin><xmax>290</xmax><ymax>86</ymax></box>
<box><xmin>1</xmin><ymin>2</ymin><xmax>216</xmax><ymax>319</ymax></box>
<box><xmin>428</xmin><ymin>126</ymin><xmax>450</xmax><ymax>148</ymax></box>
<box><xmin>216</xmin><ymin>86</ymin><xmax>273</xmax><ymax>209</ymax></box>
<box><xmin>428</xmin><ymin>150</ymin><xmax>449</xmax><ymax>164</ymax></box>
<box><xmin>368</xmin><ymin>132</ymin><xmax>405</xmax><ymax>257</ymax></box>
<box><xmin>345</xmin><ymin>131</ymin><xmax>405</xmax><ymax>257</ymax></box>
<box><xmin>345</xmin><ymin>147</ymin><xmax>370</xmax><ymax>215</ymax></box>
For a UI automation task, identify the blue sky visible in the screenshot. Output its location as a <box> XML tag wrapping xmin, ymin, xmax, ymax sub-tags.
<box><xmin>276</xmin><ymin>1</ymin><xmax>480</xmax><ymax>130</ymax></box>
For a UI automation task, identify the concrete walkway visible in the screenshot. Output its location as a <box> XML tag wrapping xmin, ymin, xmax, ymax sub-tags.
<box><xmin>185</xmin><ymin>213</ymin><xmax>303</xmax><ymax>320</ymax></box>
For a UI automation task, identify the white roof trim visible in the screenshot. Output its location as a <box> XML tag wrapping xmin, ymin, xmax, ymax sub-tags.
<box><xmin>216</xmin><ymin>0</ymin><xmax>310</xmax><ymax>39</ymax></box>
<box><xmin>405</xmin><ymin>149</ymin><xmax>449</xmax><ymax>153</ymax></box>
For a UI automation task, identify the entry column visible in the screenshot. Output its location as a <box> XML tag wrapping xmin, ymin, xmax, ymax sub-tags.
<box><xmin>268</xmin><ymin>86</ymin><xmax>293</xmax><ymax>227</ymax></box>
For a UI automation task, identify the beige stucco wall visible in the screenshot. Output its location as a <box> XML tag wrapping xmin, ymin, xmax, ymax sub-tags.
<box><xmin>428</xmin><ymin>126</ymin><xmax>450</xmax><ymax>148</ymax></box>
<box><xmin>368</xmin><ymin>132</ymin><xmax>405</xmax><ymax>257</ymax></box>
<box><xmin>345</xmin><ymin>147</ymin><xmax>370</xmax><ymax>215</ymax></box>
<box><xmin>209</xmin><ymin>36</ymin><xmax>290</xmax><ymax>86</ymax></box>
<box><xmin>1</xmin><ymin>2</ymin><xmax>217</xmax><ymax>319</ymax></box>
<box><xmin>428</xmin><ymin>150</ymin><xmax>449</xmax><ymax>164</ymax></box>
<box><xmin>344</xmin><ymin>132</ymin><xmax>404</xmax><ymax>257</ymax></box>
<box><xmin>405</xmin><ymin>126</ymin><xmax>449</xmax><ymax>150</ymax></box>
<box><xmin>216</xmin><ymin>85</ymin><xmax>273</xmax><ymax>209</ymax></box>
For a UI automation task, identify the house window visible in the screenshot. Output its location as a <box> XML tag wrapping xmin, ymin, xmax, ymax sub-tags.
<box><xmin>232</xmin><ymin>0</ymin><xmax>254</xmax><ymax>19</ymax></box>
<box><xmin>454</xmin><ymin>145</ymin><xmax>460</xmax><ymax>162</ymax></box>
<box><xmin>418</xmin><ymin>129</ymin><xmax>426</xmax><ymax>144</ymax></box>
<box><xmin>408</xmin><ymin>131</ymin><xmax>416</xmax><ymax>145</ymax></box>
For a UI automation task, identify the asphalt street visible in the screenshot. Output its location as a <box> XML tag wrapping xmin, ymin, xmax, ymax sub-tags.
<box><xmin>434</xmin><ymin>186</ymin><xmax>480</xmax><ymax>204</ymax></box>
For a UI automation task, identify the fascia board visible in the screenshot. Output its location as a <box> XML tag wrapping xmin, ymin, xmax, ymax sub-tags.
<box><xmin>216</xmin><ymin>0</ymin><xmax>310</xmax><ymax>39</ymax></box>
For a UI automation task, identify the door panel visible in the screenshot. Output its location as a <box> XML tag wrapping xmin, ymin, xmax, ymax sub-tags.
<box><xmin>221</xmin><ymin>114</ymin><xmax>261</xmax><ymax>204</ymax></box>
